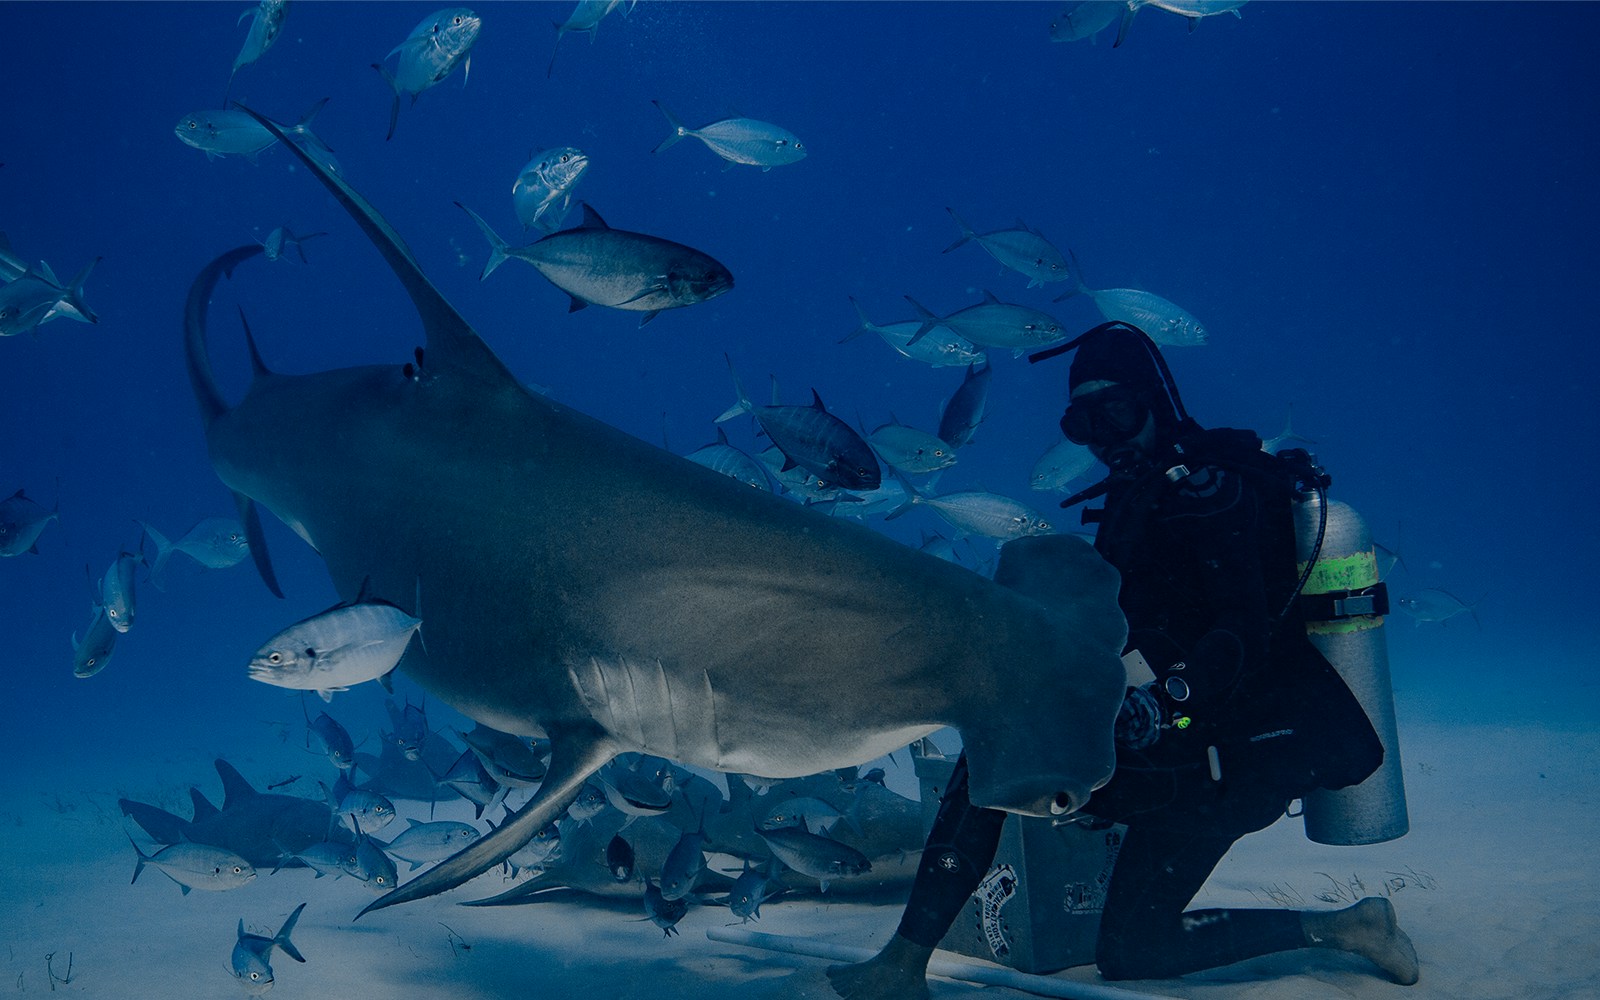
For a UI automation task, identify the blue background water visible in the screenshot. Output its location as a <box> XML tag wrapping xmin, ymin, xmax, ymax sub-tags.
<box><xmin>2</xmin><ymin>0</ymin><xmax>1596</xmax><ymax>769</ymax></box>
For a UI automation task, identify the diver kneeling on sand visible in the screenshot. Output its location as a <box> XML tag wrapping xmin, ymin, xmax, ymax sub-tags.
<box><xmin>829</xmin><ymin>322</ymin><xmax>1419</xmax><ymax>998</ymax></box>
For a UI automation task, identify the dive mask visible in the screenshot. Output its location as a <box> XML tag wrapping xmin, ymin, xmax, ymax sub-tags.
<box><xmin>1060</xmin><ymin>385</ymin><xmax>1151</xmax><ymax>446</ymax></box>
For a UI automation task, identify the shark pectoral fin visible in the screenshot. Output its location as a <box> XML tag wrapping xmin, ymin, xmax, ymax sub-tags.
<box><xmin>356</xmin><ymin>722</ymin><xmax>618</xmax><ymax>919</ymax></box>
<box><xmin>234</xmin><ymin>491</ymin><xmax>283</xmax><ymax>599</ymax></box>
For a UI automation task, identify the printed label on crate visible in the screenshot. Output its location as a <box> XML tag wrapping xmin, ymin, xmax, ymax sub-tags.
<box><xmin>1061</xmin><ymin>827</ymin><xmax>1123</xmax><ymax>915</ymax></box>
<box><xmin>974</xmin><ymin>863</ymin><xmax>1019</xmax><ymax>958</ymax></box>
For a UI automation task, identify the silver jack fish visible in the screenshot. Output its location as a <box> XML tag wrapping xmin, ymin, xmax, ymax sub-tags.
<box><xmin>247</xmin><ymin>578</ymin><xmax>421</xmax><ymax>701</ymax></box>
<box><xmin>374</xmin><ymin>7</ymin><xmax>482</xmax><ymax>141</ymax></box>
<box><xmin>94</xmin><ymin>548</ymin><xmax>140</xmax><ymax>633</ymax></box>
<box><xmin>718</xmin><ymin>362</ymin><xmax>881</xmax><ymax>491</ymax></box>
<box><xmin>71</xmin><ymin>605</ymin><xmax>118</xmax><ymax>678</ymax></box>
<box><xmin>226</xmin><ymin>0</ymin><xmax>289</xmax><ymax>102</ymax></box>
<box><xmin>547</xmin><ymin>0</ymin><xmax>628</xmax><ymax>77</ymax></box>
<box><xmin>129</xmin><ymin>836</ymin><xmax>255</xmax><ymax>895</ymax></box>
<box><xmin>460</xmin><ymin>201</ymin><xmax>732</xmax><ymax>325</ymax></box>
<box><xmin>138</xmin><ymin>515</ymin><xmax>251</xmax><ymax>588</ymax></box>
<box><xmin>0</xmin><ymin>488</ymin><xmax>59</xmax><ymax>556</ymax></box>
<box><xmin>943</xmin><ymin>208</ymin><xmax>1073</xmax><ymax>289</ymax></box>
<box><xmin>175</xmin><ymin>100</ymin><xmax>334</xmax><ymax>168</ymax></box>
<box><xmin>0</xmin><ymin>258</ymin><xmax>99</xmax><ymax>337</ymax></box>
<box><xmin>652</xmin><ymin>101</ymin><xmax>806</xmax><ymax>171</ymax></box>
<box><xmin>512</xmin><ymin>147</ymin><xmax>590</xmax><ymax>233</ymax></box>
<box><xmin>231</xmin><ymin>903</ymin><xmax>307</xmax><ymax>994</ymax></box>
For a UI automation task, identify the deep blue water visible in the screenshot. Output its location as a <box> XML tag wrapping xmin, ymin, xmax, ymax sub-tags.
<box><xmin>2</xmin><ymin>0</ymin><xmax>1597</xmax><ymax>766</ymax></box>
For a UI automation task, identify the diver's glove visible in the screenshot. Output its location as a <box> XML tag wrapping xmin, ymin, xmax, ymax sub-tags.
<box><xmin>1114</xmin><ymin>683</ymin><xmax>1164</xmax><ymax>750</ymax></box>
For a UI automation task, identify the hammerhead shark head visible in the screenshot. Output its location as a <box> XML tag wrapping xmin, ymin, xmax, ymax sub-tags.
<box><xmin>186</xmin><ymin>107</ymin><xmax>1129</xmax><ymax>920</ymax></box>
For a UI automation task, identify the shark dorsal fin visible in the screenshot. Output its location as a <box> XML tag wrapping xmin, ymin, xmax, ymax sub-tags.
<box><xmin>233</xmin><ymin>103</ymin><xmax>519</xmax><ymax>390</ymax></box>
<box><xmin>214</xmin><ymin>758</ymin><xmax>259</xmax><ymax>808</ymax></box>
<box><xmin>189</xmin><ymin>787</ymin><xmax>221</xmax><ymax>821</ymax></box>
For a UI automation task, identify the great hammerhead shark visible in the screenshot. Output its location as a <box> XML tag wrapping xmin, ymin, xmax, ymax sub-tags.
<box><xmin>186</xmin><ymin>107</ymin><xmax>1128</xmax><ymax>921</ymax></box>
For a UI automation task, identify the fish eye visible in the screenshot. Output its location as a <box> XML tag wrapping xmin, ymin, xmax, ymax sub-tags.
<box><xmin>85</xmin><ymin>657</ymin><xmax>96</xmax><ymax>667</ymax></box>
<box><xmin>375</xmin><ymin>875</ymin><xmax>388</xmax><ymax>885</ymax></box>
<box><xmin>250</xmin><ymin>973</ymin><xmax>261</xmax><ymax>981</ymax></box>
<box><xmin>452</xmin><ymin>14</ymin><xmax>463</xmax><ymax>24</ymax></box>
<box><xmin>268</xmin><ymin>652</ymin><xmax>282</xmax><ymax>664</ymax></box>
<box><xmin>108</xmin><ymin>609</ymin><xmax>119</xmax><ymax>618</ymax></box>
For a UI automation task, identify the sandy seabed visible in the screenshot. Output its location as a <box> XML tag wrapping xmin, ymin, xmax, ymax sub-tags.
<box><xmin>2</xmin><ymin>703</ymin><xmax>1596</xmax><ymax>1000</ymax></box>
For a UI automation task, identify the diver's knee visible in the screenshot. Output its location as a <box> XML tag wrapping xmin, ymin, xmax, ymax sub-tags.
<box><xmin>1094</xmin><ymin>939</ymin><xmax>1146</xmax><ymax>982</ymax></box>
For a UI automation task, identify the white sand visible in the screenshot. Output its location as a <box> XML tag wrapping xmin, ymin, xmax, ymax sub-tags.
<box><xmin>2</xmin><ymin>703</ymin><xmax>1596</xmax><ymax>1000</ymax></box>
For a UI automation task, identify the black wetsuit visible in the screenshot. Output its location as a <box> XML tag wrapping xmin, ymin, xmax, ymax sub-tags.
<box><xmin>897</xmin><ymin>427</ymin><xmax>1383</xmax><ymax>981</ymax></box>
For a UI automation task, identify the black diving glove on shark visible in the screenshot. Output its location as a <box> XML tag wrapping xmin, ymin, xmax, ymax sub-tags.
<box><xmin>1114</xmin><ymin>682</ymin><xmax>1164</xmax><ymax>750</ymax></box>
<box><xmin>1114</xmin><ymin>629</ymin><xmax>1248</xmax><ymax>750</ymax></box>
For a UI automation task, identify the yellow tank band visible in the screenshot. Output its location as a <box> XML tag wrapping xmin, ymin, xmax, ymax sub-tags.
<box><xmin>1298</xmin><ymin>551</ymin><xmax>1379</xmax><ymax>594</ymax></box>
<box><xmin>1307</xmin><ymin>617</ymin><xmax>1382</xmax><ymax>636</ymax></box>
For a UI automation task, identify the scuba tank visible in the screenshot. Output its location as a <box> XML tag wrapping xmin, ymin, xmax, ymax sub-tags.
<box><xmin>1293</xmin><ymin>494</ymin><xmax>1410</xmax><ymax>845</ymax></box>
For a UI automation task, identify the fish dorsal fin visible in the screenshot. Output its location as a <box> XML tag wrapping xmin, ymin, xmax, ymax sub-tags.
<box><xmin>407</xmin><ymin>817</ymin><xmax>424</xmax><ymax>829</ymax></box>
<box><xmin>982</xmin><ymin>289</ymin><xmax>1002</xmax><ymax>305</ymax></box>
<box><xmin>809</xmin><ymin>389</ymin><xmax>827</xmax><ymax>411</ymax></box>
<box><xmin>577</xmin><ymin>202</ymin><xmax>610</xmax><ymax>230</ymax></box>
<box><xmin>214</xmin><ymin>758</ymin><xmax>258</xmax><ymax>808</ymax></box>
<box><xmin>233</xmin><ymin>103</ymin><xmax>518</xmax><ymax>390</ymax></box>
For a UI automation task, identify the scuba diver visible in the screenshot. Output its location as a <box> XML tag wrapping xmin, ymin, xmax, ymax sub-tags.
<box><xmin>828</xmin><ymin>322</ymin><xmax>1419</xmax><ymax>998</ymax></box>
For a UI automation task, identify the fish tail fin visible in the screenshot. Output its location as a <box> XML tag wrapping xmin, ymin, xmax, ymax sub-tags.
<box><xmin>62</xmin><ymin>256</ymin><xmax>101</xmax><ymax>325</ymax></box>
<box><xmin>136</xmin><ymin>520</ymin><xmax>173</xmax><ymax>590</ymax></box>
<box><xmin>371</xmin><ymin>64</ymin><xmax>401</xmax><ymax>140</ymax></box>
<box><xmin>941</xmin><ymin>207</ymin><xmax>975</xmax><ymax>254</ymax></box>
<box><xmin>883</xmin><ymin>465</ymin><xmax>922</xmax><ymax>521</ymax></box>
<box><xmin>651</xmin><ymin>100</ymin><xmax>686</xmax><ymax>154</ymax></box>
<box><xmin>293</xmin><ymin>97</ymin><xmax>331</xmax><ymax>132</ymax></box>
<box><xmin>127</xmin><ymin>834</ymin><xmax>149</xmax><ymax>884</ymax></box>
<box><xmin>546</xmin><ymin>20</ymin><xmax>565</xmax><ymax>78</ymax></box>
<box><xmin>715</xmin><ymin>354</ymin><xmax>753</xmax><ymax>423</ymax></box>
<box><xmin>838</xmin><ymin>296</ymin><xmax>876</xmax><ymax>344</ymax></box>
<box><xmin>275</xmin><ymin>902</ymin><xmax>309</xmax><ymax>963</ymax></box>
<box><xmin>1114</xmin><ymin>4</ymin><xmax>1138</xmax><ymax>47</ymax></box>
<box><xmin>1052</xmin><ymin>249</ymin><xmax>1089</xmax><ymax>303</ymax></box>
<box><xmin>455</xmin><ymin>202</ymin><xmax>513</xmax><ymax>280</ymax></box>
<box><xmin>902</xmin><ymin>295</ymin><xmax>939</xmax><ymax>346</ymax></box>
